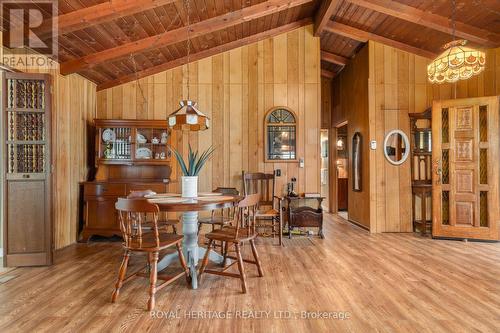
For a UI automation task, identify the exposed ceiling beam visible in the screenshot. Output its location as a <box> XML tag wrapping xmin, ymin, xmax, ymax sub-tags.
<box><xmin>61</xmin><ymin>0</ymin><xmax>312</xmax><ymax>75</ymax></box>
<box><xmin>321</xmin><ymin>69</ymin><xmax>335</xmax><ymax>79</ymax></box>
<box><xmin>345</xmin><ymin>0</ymin><xmax>500</xmax><ymax>47</ymax></box>
<box><xmin>96</xmin><ymin>18</ymin><xmax>313</xmax><ymax>91</ymax></box>
<box><xmin>314</xmin><ymin>0</ymin><xmax>341</xmax><ymax>37</ymax></box>
<box><xmin>320</xmin><ymin>50</ymin><xmax>348</xmax><ymax>65</ymax></box>
<box><xmin>39</xmin><ymin>0</ymin><xmax>177</xmax><ymax>38</ymax></box>
<box><xmin>324</xmin><ymin>21</ymin><xmax>437</xmax><ymax>59</ymax></box>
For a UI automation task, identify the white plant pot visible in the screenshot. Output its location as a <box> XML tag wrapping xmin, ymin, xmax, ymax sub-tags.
<box><xmin>181</xmin><ymin>176</ymin><xmax>198</xmax><ymax>198</ymax></box>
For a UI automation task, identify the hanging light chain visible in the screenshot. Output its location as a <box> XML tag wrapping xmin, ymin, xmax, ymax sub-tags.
<box><xmin>186</xmin><ymin>0</ymin><xmax>191</xmax><ymax>100</ymax></box>
<box><xmin>451</xmin><ymin>0</ymin><xmax>456</xmax><ymax>41</ymax></box>
<box><xmin>130</xmin><ymin>53</ymin><xmax>147</xmax><ymax>109</ymax></box>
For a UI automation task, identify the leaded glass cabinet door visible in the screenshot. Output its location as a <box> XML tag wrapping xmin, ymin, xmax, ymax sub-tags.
<box><xmin>2</xmin><ymin>72</ymin><xmax>52</xmax><ymax>266</ymax></box>
<box><xmin>432</xmin><ymin>97</ymin><xmax>499</xmax><ymax>241</ymax></box>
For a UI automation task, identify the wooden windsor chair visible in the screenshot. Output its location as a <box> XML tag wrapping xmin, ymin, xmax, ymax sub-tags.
<box><xmin>127</xmin><ymin>190</ymin><xmax>179</xmax><ymax>234</ymax></box>
<box><xmin>197</xmin><ymin>187</ymin><xmax>239</xmax><ymax>251</ymax></box>
<box><xmin>198</xmin><ymin>194</ymin><xmax>263</xmax><ymax>293</ymax></box>
<box><xmin>242</xmin><ymin>171</ymin><xmax>283</xmax><ymax>246</ymax></box>
<box><xmin>112</xmin><ymin>198</ymin><xmax>190</xmax><ymax>311</ymax></box>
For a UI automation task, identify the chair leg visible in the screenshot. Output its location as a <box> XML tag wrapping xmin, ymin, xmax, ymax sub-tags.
<box><xmin>176</xmin><ymin>242</ymin><xmax>190</xmax><ymax>285</ymax></box>
<box><xmin>222</xmin><ymin>241</ymin><xmax>229</xmax><ymax>267</ymax></box>
<box><xmin>111</xmin><ymin>249</ymin><xmax>130</xmax><ymax>303</ymax></box>
<box><xmin>235</xmin><ymin>243</ymin><xmax>247</xmax><ymax>293</ymax></box>
<box><xmin>147</xmin><ymin>252</ymin><xmax>159</xmax><ymax>311</ymax></box>
<box><xmin>279</xmin><ymin>216</ymin><xmax>283</xmax><ymax>246</ymax></box>
<box><xmin>198</xmin><ymin>239</ymin><xmax>213</xmax><ymax>284</ymax></box>
<box><xmin>249</xmin><ymin>239</ymin><xmax>263</xmax><ymax>277</ymax></box>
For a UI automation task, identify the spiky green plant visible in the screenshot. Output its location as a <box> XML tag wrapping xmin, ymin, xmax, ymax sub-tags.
<box><xmin>170</xmin><ymin>144</ymin><xmax>215</xmax><ymax>176</ymax></box>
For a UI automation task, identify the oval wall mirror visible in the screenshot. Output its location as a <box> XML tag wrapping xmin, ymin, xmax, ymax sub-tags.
<box><xmin>383</xmin><ymin>130</ymin><xmax>410</xmax><ymax>165</ymax></box>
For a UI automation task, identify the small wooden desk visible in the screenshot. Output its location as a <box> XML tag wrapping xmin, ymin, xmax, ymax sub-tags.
<box><xmin>147</xmin><ymin>194</ymin><xmax>240</xmax><ymax>289</ymax></box>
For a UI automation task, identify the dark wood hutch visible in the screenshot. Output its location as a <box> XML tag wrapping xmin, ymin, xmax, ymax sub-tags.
<box><xmin>409</xmin><ymin>108</ymin><xmax>432</xmax><ymax>236</ymax></box>
<box><xmin>81</xmin><ymin>119</ymin><xmax>175</xmax><ymax>241</ymax></box>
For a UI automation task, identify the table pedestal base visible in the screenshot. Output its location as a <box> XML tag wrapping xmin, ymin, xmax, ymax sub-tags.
<box><xmin>157</xmin><ymin>211</ymin><xmax>225</xmax><ymax>289</ymax></box>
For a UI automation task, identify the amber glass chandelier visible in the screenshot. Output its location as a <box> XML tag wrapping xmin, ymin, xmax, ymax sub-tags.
<box><xmin>427</xmin><ymin>0</ymin><xmax>486</xmax><ymax>84</ymax></box>
<box><xmin>167</xmin><ymin>0</ymin><xmax>209</xmax><ymax>131</ymax></box>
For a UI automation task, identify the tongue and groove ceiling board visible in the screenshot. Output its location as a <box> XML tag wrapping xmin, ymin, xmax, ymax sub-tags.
<box><xmin>31</xmin><ymin>0</ymin><xmax>499</xmax><ymax>87</ymax></box>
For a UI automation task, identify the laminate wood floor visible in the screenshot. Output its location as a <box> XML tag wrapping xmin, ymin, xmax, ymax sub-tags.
<box><xmin>1</xmin><ymin>214</ymin><xmax>499</xmax><ymax>333</ymax></box>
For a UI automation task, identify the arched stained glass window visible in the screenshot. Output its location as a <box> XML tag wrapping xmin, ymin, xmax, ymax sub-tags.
<box><xmin>265</xmin><ymin>108</ymin><xmax>297</xmax><ymax>161</ymax></box>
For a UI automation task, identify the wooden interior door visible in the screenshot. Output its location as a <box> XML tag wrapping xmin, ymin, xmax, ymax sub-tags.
<box><xmin>2</xmin><ymin>72</ymin><xmax>52</xmax><ymax>266</ymax></box>
<box><xmin>432</xmin><ymin>97</ymin><xmax>499</xmax><ymax>241</ymax></box>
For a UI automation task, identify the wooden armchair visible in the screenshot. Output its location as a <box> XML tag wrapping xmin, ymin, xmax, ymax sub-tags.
<box><xmin>242</xmin><ymin>171</ymin><xmax>283</xmax><ymax>246</ymax></box>
<box><xmin>113</xmin><ymin>198</ymin><xmax>189</xmax><ymax>311</ymax></box>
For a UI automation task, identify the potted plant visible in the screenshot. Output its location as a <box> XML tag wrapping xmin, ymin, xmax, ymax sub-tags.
<box><xmin>170</xmin><ymin>144</ymin><xmax>215</xmax><ymax>198</ymax></box>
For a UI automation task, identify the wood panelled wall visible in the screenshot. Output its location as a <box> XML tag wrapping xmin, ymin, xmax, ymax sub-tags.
<box><xmin>331</xmin><ymin>41</ymin><xmax>500</xmax><ymax>233</ymax></box>
<box><xmin>368</xmin><ymin>42</ymin><xmax>500</xmax><ymax>233</ymax></box>
<box><xmin>96</xmin><ymin>25</ymin><xmax>321</xmax><ymax>196</ymax></box>
<box><xmin>332</xmin><ymin>45</ymin><xmax>370</xmax><ymax>229</ymax></box>
<box><xmin>0</xmin><ymin>51</ymin><xmax>96</xmax><ymax>249</ymax></box>
<box><xmin>367</xmin><ymin>41</ymin><xmax>426</xmax><ymax>233</ymax></box>
<box><xmin>321</xmin><ymin>77</ymin><xmax>332</xmax><ymax>129</ymax></box>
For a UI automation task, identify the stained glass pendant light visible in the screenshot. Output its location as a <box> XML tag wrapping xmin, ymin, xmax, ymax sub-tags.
<box><xmin>427</xmin><ymin>0</ymin><xmax>485</xmax><ymax>84</ymax></box>
<box><xmin>427</xmin><ymin>39</ymin><xmax>485</xmax><ymax>84</ymax></box>
<box><xmin>168</xmin><ymin>100</ymin><xmax>209</xmax><ymax>130</ymax></box>
<box><xmin>167</xmin><ymin>0</ymin><xmax>209</xmax><ymax>131</ymax></box>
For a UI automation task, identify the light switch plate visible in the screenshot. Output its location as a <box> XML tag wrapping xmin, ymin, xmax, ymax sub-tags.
<box><xmin>370</xmin><ymin>140</ymin><xmax>377</xmax><ymax>150</ymax></box>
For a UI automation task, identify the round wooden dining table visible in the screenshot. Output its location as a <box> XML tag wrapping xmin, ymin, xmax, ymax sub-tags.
<box><xmin>146</xmin><ymin>193</ymin><xmax>241</xmax><ymax>289</ymax></box>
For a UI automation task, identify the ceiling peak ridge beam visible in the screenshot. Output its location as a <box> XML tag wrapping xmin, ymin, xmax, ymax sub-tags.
<box><xmin>60</xmin><ymin>0</ymin><xmax>313</xmax><ymax>75</ymax></box>
<box><xmin>314</xmin><ymin>0</ymin><xmax>341</xmax><ymax>36</ymax></box>
<box><xmin>324</xmin><ymin>21</ymin><xmax>437</xmax><ymax>59</ymax></box>
<box><xmin>39</xmin><ymin>0</ymin><xmax>177</xmax><ymax>38</ymax></box>
<box><xmin>345</xmin><ymin>0</ymin><xmax>499</xmax><ymax>47</ymax></box>
<box><xmin>321</xmin><ymin>50</ymin><xmax>348</xmax><ymax>65</ymax></box>
<box><xmin>96</xmin><ymin>18</ymin><xmax>313</xmax><ymax>91</ymax></box>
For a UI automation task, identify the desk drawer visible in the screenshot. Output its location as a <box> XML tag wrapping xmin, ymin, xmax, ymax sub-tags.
<box><xmin>84</xmin><ymin>183</ymin><xmax>126</xmax><ymax>197</ymax></box>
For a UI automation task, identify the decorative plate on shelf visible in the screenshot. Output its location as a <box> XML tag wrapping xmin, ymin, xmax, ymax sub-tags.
<box><xmin>136</xmin><ymin>133</ymin><xmax>147</xmax><ymax>144</ymax></box>
<box><xmin>102</xmin><ymin>128</ymin><xmax>116</xmax><ymax>142</ymax></box>
<box><xmin>135</xmin><ymin>147</ymin><xmax>152</xmax><ymax>159</ymax></box>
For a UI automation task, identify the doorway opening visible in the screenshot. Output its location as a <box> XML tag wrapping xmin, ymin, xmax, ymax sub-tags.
<box><xmin>320</xmin><ymin>130</ymin><xmax>329</xmax><ymax>211</ymax></box>
<box><xmin>336</xmin><ymin>124</ymin><xmax>348</xmax><ymax>220</ymax></box>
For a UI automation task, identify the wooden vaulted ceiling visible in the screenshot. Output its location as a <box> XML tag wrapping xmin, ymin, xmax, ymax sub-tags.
<box><xmin>33</xmin><ymin>0</ymin><xmax>500</xmax><ymax>88</ymax></box>
<box><xmin>317</xmin><ymin>0</ymin><xmax>500</xmax><ymax>78</ymax></box>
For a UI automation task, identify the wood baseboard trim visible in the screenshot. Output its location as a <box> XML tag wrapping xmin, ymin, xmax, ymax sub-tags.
<box><xmin>347</xmin><ymin>218</ymin><xmax>370</xmax><ymax>231</ymax></box>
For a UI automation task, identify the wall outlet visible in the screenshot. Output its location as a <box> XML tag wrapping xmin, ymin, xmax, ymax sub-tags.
<box><xmin>275</xmin><ymin>169</ymin><xmax>281</xmax><ymax>177</ymax></box>
<box><xmin>299</xmin><ymin>158</ymin><xmax>304</xmax><ymax>168</ymax></box>
<box><xmin>370</xmin><ymin>140</ymin><xmax>377</xmax><ymax>150</ymax></box>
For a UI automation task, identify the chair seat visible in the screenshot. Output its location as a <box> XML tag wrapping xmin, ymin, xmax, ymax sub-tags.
<box><xmin>205</xmin><ymin>227</ymin><xmax>257</xmax><ymax>243</ymax></box>
<box><xmin>255</xmin><ymin>208</ymin><xmax>279</xmax><ymax>218</ymax></box>
<box><xmin>125</xmin><ymin>232</ymin><xmax>183</xmax><ymax>251</ymax></box>
<box><xmin>198</xmin><ymin>216</ymin><xmax>232</xmax><ymax>225</ymax></box>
